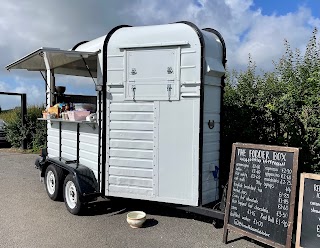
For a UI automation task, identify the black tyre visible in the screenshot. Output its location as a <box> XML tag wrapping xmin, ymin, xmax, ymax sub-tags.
<box><xmin>44</xmin><ymin>164</ymin><xmax>64</xmax><ymax>201</ymax></box>
<box><xmin>63</xmin><ymin>174</ymin><xmax>82</xmax><ymax>215</ymax></box>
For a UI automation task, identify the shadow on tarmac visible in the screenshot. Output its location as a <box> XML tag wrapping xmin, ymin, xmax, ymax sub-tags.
<box><xmin>82</xmin><ymin>197</ymin><xmax>221</xmax><ymax>229</ymax></box>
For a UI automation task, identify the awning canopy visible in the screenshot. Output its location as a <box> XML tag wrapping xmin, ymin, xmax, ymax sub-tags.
<box><xmin>5</xmin><ymin>47</ymin><xmax>99</xmax><ymax>78</ymax></box>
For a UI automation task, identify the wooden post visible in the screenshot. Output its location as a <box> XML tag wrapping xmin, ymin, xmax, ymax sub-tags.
<box><xmin>21</xmin><ymin>93</ymin><xmax>27</xmax><ymax>149</ymax></box>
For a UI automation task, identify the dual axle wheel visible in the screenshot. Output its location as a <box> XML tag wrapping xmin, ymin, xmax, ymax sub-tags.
<box><xmin>44</xmin><ymin>164</ymin><xmax>82</xmax><ymax>215</ymax></box>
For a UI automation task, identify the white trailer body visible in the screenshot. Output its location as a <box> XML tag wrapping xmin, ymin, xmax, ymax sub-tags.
<box><xmin>6</xmin><ymin>22</ymin><xmax>226</xmax><ymax>212</ymax></box>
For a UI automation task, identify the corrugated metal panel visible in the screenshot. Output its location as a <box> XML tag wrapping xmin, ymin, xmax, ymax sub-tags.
<box><xmin>202</xmin><ymin>151</ymin><xmax>220</xmax><ymax>163</ymax></box>
<box><xmin>61</xmin><ymin>151</ymin><xmax>77</xmax><ymax>160</ymax></box>
<box><xmin>47</xmin><ymin>122</ymin><xmax>59</xmax><ymax>158</ymax></box>
<box><xmin>203</xmin><ymin>160</ymin><xmax>219</xmax><ymax>172</ymax></box>
<box><xmin>203</xmin><ymin>188</ymin><xmax>218</xmax><ymax>203</ymax></box>
<box><xmin>110</xmin><ymin>112</ymin><xmax>153</xmax><ymax>121</ymax></box>
<box><xmin>48</xmin><ymin>148</ymin><xmax>59</xmax><ymax>157</ymax></box>
<box><xmin>201</xmin><ymin>83</ymin><xmax>221</xmax><ymax>205</ymax></box>
<box><xmin>79</xmin><ymin>157</ymin><xmax>97</xmax><ymax>171</ymax></box>
<box><xmin>180</xmin><ymin>50</ymin><xmax>198</xmax><ymax>85</ymax></box>
<box><xmin>79</xmin><ymin>133</ymin><xmax>98</xmax><ymax>145</ymax></box>
<box><xmin>109</xmin><ymin>176</ymin><xmax>153</xmax><ymax>188</ymax></box>
<box><xmin>107</xmin><ymin>55</ymin><xmax>124</xmax><ymax>86</ymax></box>
<box><xmin>61</xmin><ymin>139</ymin><xmax>77</xmax><ymax>149</ymax></box>
<box><xmin>79</xmin><ymin>142</ymin><xmax>98</xmax><ymax>154</ymax></box>
<box><xmin>203</xmin><ymin>170</ymin><xmax>217</xmax><ymax>181</ymax></box>
<box><xmin>203</xmin><ymin>142</ymin><xmax>220</xmax><ymax>153</ymax></box>
<box><xmin>110</xmin><ymin>148</ymin><xmax>153</xmax><ymax>160</ymax></box>
<box><xmin>109</xmin><ymin>166</ymin><xmax>153</xmax><ymax>178</ymax></box>
<box><xmin>79</xmin><ymin>149</ymin><xmax>98</xmax><ymax>162</ymax></box>
<box><xmin>109</xmin><ymin>185</ymin><xmax>153</xmax><ymax>196</ymax></box>
<box><xmin>47</xmin><ymin>135</ymin><xmax>59</xmax><ymax>144</ymax></box>
<box><xmin>110</xmin><ymin>121</ymin><xmax>153</xmax><ymax>131</ymax></box>
<box><xmin>110</xmin><ymin>139</ymin><xmax>153</xmax><ymax>150</ymax></box>
<box><xmin>202</xmin><ymin>179</ymin><xmax>219</xmax><ymax>192</ymax></box>
<box><xmin>47</xmin><ymin>127</ymin><xmax>59</xmax><ymax>136</ymax></box>
<box><xmin>79</xmin><ymin>124</ymin><xmax>99</xmax><ymax>177</ymax></box>
<box><xmin>109</xmin><ymin>158</ymin><xmax>153</xmax><ymax>169</ymax></box>
<box><xmin>46</xmin><ymin>120</ymin><xmax>99</xmax><ymax>180</ymax></box>
<box><xmin>108</xmin><ymin>101</ymin><xmax>154</xmax><ymax>196</ymax></box>
<box><xmin>61</xmin><ymin>131</ymin><xmax>77</xmax><ymax>141</ymax></box>
<box><xmin>47</xmin><ymin>142</ymin><xmax>59</xmax><ymax>151</ymax></box>
<box><xmin>203</xmin><ymin>132</ymin><xmax>220</xmax><ymax>143</ymax></box>
<box><xmin>110</xmin><ymin>130</ymin><xmax>153</xmax><ymax>140</ymax></box>
<box><xmin>61</xmin><ymin>124</ymin><xmax>77</xmax><ymax>160</ymax></box>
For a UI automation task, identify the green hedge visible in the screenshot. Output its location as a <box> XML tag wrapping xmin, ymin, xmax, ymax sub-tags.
<box><xmin>0</xmin><ymin>106</ymin><xmax>46</xmax><ymax>151</ymax></box>
<box><xmin>221</xmin><ymin>28</ymin><xmax>320</xmax><ymax>182</ymax></box>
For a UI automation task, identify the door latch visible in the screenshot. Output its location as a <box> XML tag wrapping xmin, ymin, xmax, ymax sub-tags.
<box><xmin>131</xmin><ymin>85</ymin><xmax>136</xmax><ymax>101</ymax></box>
<box><xmin>167</xmin><ymin>84</ymin><xmax>172</xmax><ymax>101</ymax></box>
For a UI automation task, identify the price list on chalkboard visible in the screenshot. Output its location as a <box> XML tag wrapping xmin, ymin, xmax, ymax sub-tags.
<box><xmin>296</xmin><ymin>173</ymin><xmax>320</xmax><ymax>248</ymax></box>
<box><xmin>223</xmin><ymin>143</ymin><xmax>299</xmax><ymax>248</ymax></box>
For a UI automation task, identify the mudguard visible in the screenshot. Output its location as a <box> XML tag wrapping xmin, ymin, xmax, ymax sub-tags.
<box><xmin>37</xmin><ymin>157</ymin><xmax>100</xmax><ymax>201</ymax></box>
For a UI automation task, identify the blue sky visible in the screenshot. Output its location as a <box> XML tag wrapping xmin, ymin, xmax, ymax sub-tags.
<box><xmin>254</xmin><ymin>0</ymin><xmax>320</xmax><ymax>16</ymax></box>
<box><xmin>0</xmin><ymin>0</ymin><xmax>319</xmax><ymax>110</ymax></box>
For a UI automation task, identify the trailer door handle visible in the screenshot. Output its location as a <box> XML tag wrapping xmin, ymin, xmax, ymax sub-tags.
<box><xmin>131</xmin><ymin>84</ymin><xmax>136</xmax><ymax>101</ymax></box>
<box><xmin>167</xmin><ymin>83</ymin><xmax>172</xmax><ymax>101</ymax></box>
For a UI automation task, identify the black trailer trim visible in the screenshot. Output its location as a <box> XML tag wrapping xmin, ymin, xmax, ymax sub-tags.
<box><xmin>71</xmin><ymin>41</ymin><xmax>89</xmax><ymax>51</ymax></box>
<box><xmin>59</xmin><ymin>121</ymin><xmax>62</xmax><ymax>158</ymax></box>
<box><xmin>177</xmin><ymin>21</ymin><xmax>205</xmax><ymax>206</ymax></box>
<box><xmin>76</xmin><ymin>123</ymin><xmax>80</xmax><ymax>164</ymax></box>
<box><xmin>174</xmin><ymin>205</ymin><xmax>224</xmax><ymax>220</ymax></box>
<box><xmin>101</xmin><ymin>25</ymin><xmax>131</xmax><ymax>195</ymax></box>
<box><xmin>97</xmin><ymin>91</ymin><xmax>101</xmax><ymax>192</ymax></box>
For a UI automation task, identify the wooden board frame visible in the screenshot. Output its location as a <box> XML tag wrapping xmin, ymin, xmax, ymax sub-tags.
<box><xmin>295</xmin><ymin>173</ymin><xmax>320</xmax><ymax>248</ymax></box>
<box><xmin>223</xmin><ymin>143</ymin><xmax>299</xmax><ymax>248</ymax></box>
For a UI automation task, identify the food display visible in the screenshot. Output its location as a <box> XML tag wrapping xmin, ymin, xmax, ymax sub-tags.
<box><xmin>42</xmin><ymin>102</ymin><xmax>95</xmax><ymax>122</ymax></box>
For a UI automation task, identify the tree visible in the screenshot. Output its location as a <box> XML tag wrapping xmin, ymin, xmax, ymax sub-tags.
<box><xmin>222</xmin><ymin>28</ymin><xmax>320</xmax><ymax>176</ymax></box>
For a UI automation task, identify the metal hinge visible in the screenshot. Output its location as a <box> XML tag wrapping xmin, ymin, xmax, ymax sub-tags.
<box><xmin>167</xmin><ymin>83</ymin><xmax>172</xmax><ymax>101</ymax></box>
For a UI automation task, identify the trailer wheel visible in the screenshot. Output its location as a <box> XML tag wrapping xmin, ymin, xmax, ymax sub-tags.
<box><xmin>44</xmin><ymin>164</ymin><xmax>64</xmax><ymax>201</ymax></box>
<box><xmin>63</xmin><ymin>174</ymin><xmax>82</xmax><ymax>215</ymax></box>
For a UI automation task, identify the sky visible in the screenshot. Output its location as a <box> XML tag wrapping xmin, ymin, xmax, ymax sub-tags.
<box><xmin>0</xmin><ymin>0</ymin><xmax>319</xmax><ymax>110</ymax></box>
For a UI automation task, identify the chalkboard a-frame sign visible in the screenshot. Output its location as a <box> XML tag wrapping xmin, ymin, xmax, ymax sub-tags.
<box><xmin>296</xmin><ymin>173</ymin><xmax>320</xmax><ymax>248</ymax></box>
<box><xmin>223</xmin><ymin>143</ymin><xmax>299</xmax><ymax>248</ymax></box>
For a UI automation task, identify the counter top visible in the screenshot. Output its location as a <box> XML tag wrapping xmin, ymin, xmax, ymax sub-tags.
<box><xmin>37</xmin><ymin>118</ymin><xmax>97</xmax><ymax>124</ymax></box>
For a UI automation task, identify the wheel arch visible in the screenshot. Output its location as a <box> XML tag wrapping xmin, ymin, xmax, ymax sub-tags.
<box><xmin>44</xmin><ymin>158</ymin><xmax>100</xmax><ymax>202</ymax></box>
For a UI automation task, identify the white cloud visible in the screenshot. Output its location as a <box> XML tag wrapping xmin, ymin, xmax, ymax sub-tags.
<box><xmin>127</xmin><ymin>0</ymin><xmax>320</xmax><ymax>72</ymax></box>
<box><xmin>0</xmin><ymin>79</ymin><xmax>44</xmax><ymax>109</ymax></box>
<box><xmin>0</xmin><ymin>81</ymin><xmax>9</xmax><ymax>91</ymax></box>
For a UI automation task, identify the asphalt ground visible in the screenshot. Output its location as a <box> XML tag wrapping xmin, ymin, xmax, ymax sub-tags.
<box><xmin>0</xmin><ymin>148</ymin><xmax>265</xmax><ymax>248</ymax></box>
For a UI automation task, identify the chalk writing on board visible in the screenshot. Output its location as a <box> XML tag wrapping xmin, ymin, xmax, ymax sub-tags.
<box><xmin>228</xmin><ymin>147</ymin><xmax>294</xmax><ymax>245</ymax></box>
<box><xmin>297</xmin><ymin>175</ymin><xmax>320</xmax><ymax>247</ymax></box>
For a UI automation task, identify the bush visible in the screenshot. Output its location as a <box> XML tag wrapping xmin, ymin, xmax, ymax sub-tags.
<box><xmin>0</xmin><ymin>106</ymin><xmax>46</xmax><ymax>151</ymax></box>
<box><xmin>222</xmin><ymin>28</ymin><xmax>320</xmax><ymax>178</ymax></box>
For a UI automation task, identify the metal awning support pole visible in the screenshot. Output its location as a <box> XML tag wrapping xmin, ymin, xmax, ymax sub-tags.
<box><xmin>21</xmin><ymin>94</ymin><xmax>27</xmax><ymax>149</ymax></box>
<box><xmin>44</xmin><ymin>52</ymin><xmax>55</xmax><ymax>106</ymax></box>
